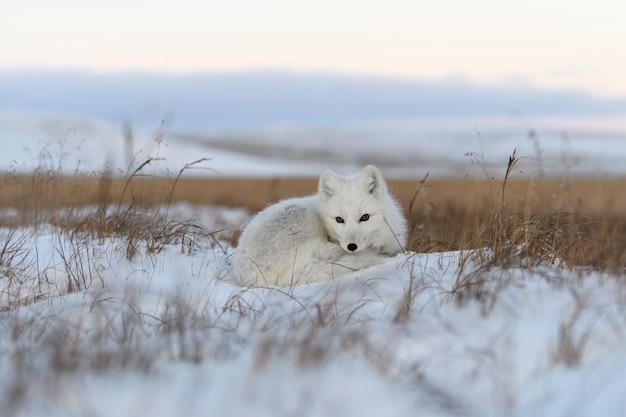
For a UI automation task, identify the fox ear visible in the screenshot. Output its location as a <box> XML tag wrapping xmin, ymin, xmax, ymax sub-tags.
<box><xmin>319</xmin><ymin>170</ymin><xmax>341</xmax><ymax>201</ymax></box>
<box><xmin>359</xmin><ymin>165</ymin><xmax>385</xmax><ymax>197</ymax></box>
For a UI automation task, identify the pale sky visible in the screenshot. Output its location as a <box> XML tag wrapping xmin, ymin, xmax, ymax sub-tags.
<box><xmin>2</xmin><ymin>0</ymin><xmax>626</xmax><ymax>97</ymax></box>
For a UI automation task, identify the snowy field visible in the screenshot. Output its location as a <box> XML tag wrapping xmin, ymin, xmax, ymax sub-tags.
<box><xmin>1</xmin><ymin>203</ymin><xmax>626</xmax><ymax>416</ymax></box>
<box><xmin>1</xmin><ymin>111</ymin><xmax>626</xmax><ymax>178</ymax></box>
<box><xmin>1</xmin><ymin>113</ymin><xmax>626</xmax><ymax>416</ymax></box>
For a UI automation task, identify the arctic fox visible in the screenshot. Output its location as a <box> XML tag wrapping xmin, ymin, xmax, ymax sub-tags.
<box><xmin>231</xmin><ymin>165</ymin><xmax>407</xmax><ymax>287</ymax></box>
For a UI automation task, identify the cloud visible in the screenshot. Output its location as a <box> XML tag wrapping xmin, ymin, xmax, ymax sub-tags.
<box><xmin>1</xmin><ymin>70</ymin><xmax>625</xmax><ymax>131</ymax></box>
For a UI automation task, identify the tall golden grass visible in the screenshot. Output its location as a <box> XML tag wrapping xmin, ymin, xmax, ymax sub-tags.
<box><xmin>1</xmin><ymin>159</ymin><xmax>625</xmax><ymax>269</ymax></box>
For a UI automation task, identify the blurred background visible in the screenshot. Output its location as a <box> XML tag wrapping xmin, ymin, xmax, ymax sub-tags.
<box><xmin>1</xmin><ymin>0</ymin><xmax>625</xmax><ymax>178</ymax></box>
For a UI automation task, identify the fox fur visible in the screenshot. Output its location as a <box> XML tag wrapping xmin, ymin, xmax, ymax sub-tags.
<box><xmin>231</xmin><ymin>165</ymin><xmax>407</xmax><ymax>286</ymax></box>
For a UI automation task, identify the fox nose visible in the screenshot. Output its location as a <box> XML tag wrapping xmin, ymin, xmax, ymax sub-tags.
<box><xmin>347</xmin><ymin>243</ymin><xmax>358</xmax><ymax>252</ymax></box>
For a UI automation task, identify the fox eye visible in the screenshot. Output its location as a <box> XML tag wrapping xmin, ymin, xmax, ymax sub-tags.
<box><xmin>335</xmin><ymin>216</ymin><xmax>344</xmax><ymax>223</ymax></box>
<box><xmin>360</xmin><ymin>214</ymin><xmax>370</xmax><ymax>222</ymax></box>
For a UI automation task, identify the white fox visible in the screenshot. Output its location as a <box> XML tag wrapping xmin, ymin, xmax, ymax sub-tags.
<box><xmin>231</xmin><ymin>165</ymin><xmax>407</xmax><ymax>287</ymax></box>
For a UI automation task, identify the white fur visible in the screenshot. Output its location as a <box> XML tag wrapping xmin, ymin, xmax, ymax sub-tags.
<box><xmin>231</xmin><ymin>165</ymin><xmax>407</xmax><ymax>287</ymax></box>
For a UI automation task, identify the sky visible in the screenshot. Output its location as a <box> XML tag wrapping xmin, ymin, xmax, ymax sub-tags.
<box><xmin>2</xmin><ymin>0</ymin><xmax>626</xmax><ymax>98</ymax></box>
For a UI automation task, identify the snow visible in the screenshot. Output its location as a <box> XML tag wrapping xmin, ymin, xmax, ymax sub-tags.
<box><xmin>1</xmin><ymin>111</ymin><xmax>626</xmax><ymax>415</ymax></box>
<box><xmin>1</xmin><ymin>110</ymin><xmax>626</xmax><ymax>178</ymax></box>
<box><xmin>1</xmin><ymin>206</ymin><xmax>625</xmax><ymax>416</ymax></box>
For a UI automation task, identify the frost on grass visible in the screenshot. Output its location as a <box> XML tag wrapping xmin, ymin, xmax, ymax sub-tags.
<box><xmin>1</xmin><ymin>205</ymin><xmax>626</xmax><ymax>417</ymax></box>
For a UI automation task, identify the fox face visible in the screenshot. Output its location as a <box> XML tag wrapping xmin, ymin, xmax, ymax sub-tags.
<box><xmin>318</xmin><ymin>165</ymin><xmax>392</xmax><ymax>254</ymax></box>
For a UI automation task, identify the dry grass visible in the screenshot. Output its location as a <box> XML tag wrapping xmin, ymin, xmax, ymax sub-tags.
<box><xmin>2</xmin><ymin>164</ymin><xmax>625</xmax><ymax>269</ymax></box>
<box><xmin>1</xmin><ymin>154</ymin><xmax>624</xmax><ymax>322</ymax></box>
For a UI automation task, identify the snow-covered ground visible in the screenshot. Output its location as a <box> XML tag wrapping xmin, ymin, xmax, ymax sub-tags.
<box><xmin>1</xmin><ymin>110</ymin><xmax>626</xmax><ymax>178</ymax></box>
<box><xmin>1</xmin><ymin>202</ymin><xmax>625</xmax><ymax>416</ymax></box>
<box><xmin>1</xmin><ymin>112</ymin><xmax>626</xmax><ymax>416</ymax></box>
